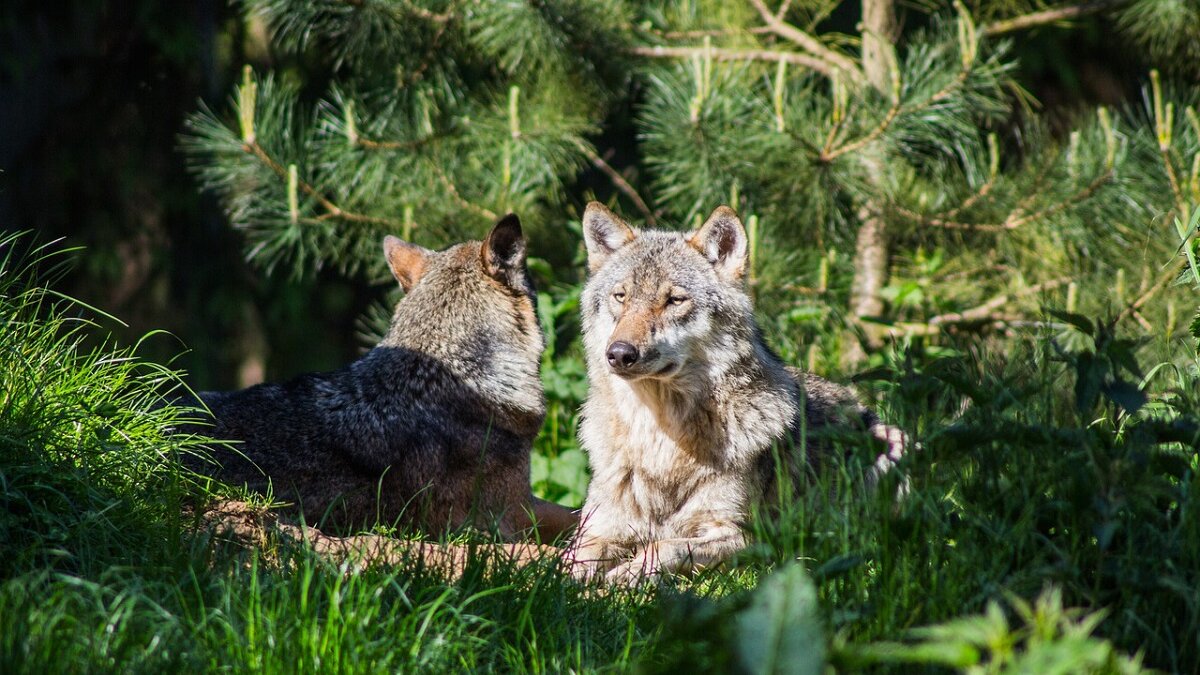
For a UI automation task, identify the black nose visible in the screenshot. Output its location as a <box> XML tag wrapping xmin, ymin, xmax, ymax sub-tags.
<box><xmin>606</xmin><ymin>341</ymin><xmax>640</xmax><ymax>368</ymax></box>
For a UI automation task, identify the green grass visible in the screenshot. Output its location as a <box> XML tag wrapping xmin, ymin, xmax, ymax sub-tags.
<box><xmin>2</xmin><ymin>234</ymin><xmax>1198</xmax><ymax>673</ymax></box>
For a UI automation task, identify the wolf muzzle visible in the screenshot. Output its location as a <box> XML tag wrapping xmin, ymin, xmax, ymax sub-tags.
<box><xmin>605</xmin><ymin>341</ymin><xmax>640</xmax><ymax>369</ymax></box>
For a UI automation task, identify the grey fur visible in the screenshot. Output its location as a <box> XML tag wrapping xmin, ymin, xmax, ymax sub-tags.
<box><xmin>572</xmin><ymin>203</ymin><xmax>905</xmax><ymax>583</ymax></box>
<box><xmin>182</xmin><ymin>216</ymin><xmax>578</xmax><ymax>540</ymax></box>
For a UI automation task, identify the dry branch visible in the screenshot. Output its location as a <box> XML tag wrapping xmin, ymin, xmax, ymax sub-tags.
<box><xmin>629</xmin><ymin>44</ymin><xmax>836</xmax><ymax>77</ymax></box>
<box><xmin>200</xmin><ymin>500</ymin><xmax>562</xmax><ymax>579</ymax></box>
<box><xmin>583</xmin><ymin>147</ymin><xmax>657</xmax><ymax>225</ymax></box>
<box><xmin>746</xmin><ymin>0</ymin><xmax>862</xmax><ymax>77</ymax></box>
<box><xmin>981</xmin><ymin>0</ymin><xmax>1126</xmax><ymax>35</ymax></box>
<box><xmin>886</xmin><ymin>278</ymin><xmax>1071</xmax><ymax>337</ymax></box>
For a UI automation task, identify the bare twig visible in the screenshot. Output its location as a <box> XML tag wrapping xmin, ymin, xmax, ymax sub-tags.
<box><xmin>927</xmin><ymin>278</ymin><xmax>1070</xmax><ymax>326</ymax></box>
<box><xmin>629</xmin><ymin>44</ymin><xmax>836</xmax><ymax>77</ymax></box>
<box><xmin>583</xmin><ymin>146</ymin><xmax>657</xmax><ymax>225</ymax></box>
<box><xmin>1129</xmin><ymin>308</ymin><xmax>1153</xmax><ymax>332</ymax></box>
<box><xmin>774</xmin><ymin>0</ymin><xmax>793</xmax><ymax>21</ymax></box>
<box><xmin>746</xmin><ymin>0</ymin><xmax>862</xmax><ymax>77</ymax></box>
<box><xmin>355</xmin><ymin>136</ymin><xmax>438</xmax><ymax>151</ymax></box>
<box><xmin>651</xmin><ymin>26</ymin><xmax>773</xmax><ymax>39</ymax></box>
<box><xmin>394</xmin><ymin>0</ymin><xmax>453</xmax><ymax>23</ymax></box>
<box><xmin>981</xmin><ymin>0</ymin><xmax>1126</xmax><ymax>36</ymax></box>
<box><xmin>885</xmin><ymin>278</ymin><xmax>1070</xmax><ymax>336</ymax></box>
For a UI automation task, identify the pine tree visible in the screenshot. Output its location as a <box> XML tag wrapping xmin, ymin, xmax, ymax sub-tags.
<box><xmin>185</xmin><ymin>0</ymin><xmax>1200</xmax><ymax>368</ymax></box>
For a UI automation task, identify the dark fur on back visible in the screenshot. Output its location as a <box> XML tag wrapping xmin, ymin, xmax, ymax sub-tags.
<box><xmin>181</xmin><ymin>217</ymin><xmax>575</xmax><ymax>537</ymax></box>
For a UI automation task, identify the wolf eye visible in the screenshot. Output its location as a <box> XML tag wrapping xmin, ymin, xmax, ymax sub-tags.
<box><xmin>667</xmin><ymin>295</ymin><xmax>689</xmax><ymax>306</ymax></box>
<box><xmin>612</xmin><ymin>291</ymin><xmax>626</xmax><ymax>303</ymax></box>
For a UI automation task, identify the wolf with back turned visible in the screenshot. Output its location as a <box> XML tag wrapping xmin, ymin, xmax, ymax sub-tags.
<box><xmin>184</xmin><ymin>216</ymin><xmax>577</xmax><ymax>540</ymax></box>
<box><xmin>571</xmin><ymin>202</ymin><xmax>905</xmax><ymax>583</ymax></box>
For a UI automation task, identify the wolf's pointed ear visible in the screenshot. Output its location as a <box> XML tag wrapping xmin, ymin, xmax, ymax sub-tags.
<box><xmin>688</xmin><ymin>206</ymin><xmax>748</xmax><ymax>282</ymax></box>
<box><xmin>481</xmin><ymin>213</ymin><xmax>528</xmax><ymax>287</ymax></box>
<box><xmin>583</xmin><ymin>202</ymin><xmax>636</xmax><ymax>273</ymax></box>
<box><xmin>383</xmin><ymin>235</ymin><xmax>431</xmax><ymax>292</ymax></box>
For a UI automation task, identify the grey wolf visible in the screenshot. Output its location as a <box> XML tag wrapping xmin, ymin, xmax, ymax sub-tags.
<box><xmin>571</xmin><ymin>202</ymin><xmax>905</xmax><ymax>582</ymax></box>
<box><xmin>182</xmin><ymin>215</ymin><xmax>578</xmax><ymax>541</ymax></box>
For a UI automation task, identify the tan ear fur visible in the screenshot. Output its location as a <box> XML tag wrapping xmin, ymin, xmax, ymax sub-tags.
<box><xmin>383</xmin><ymin>235</ymin><xmax>430</xmax><ymax>292</ymax></box>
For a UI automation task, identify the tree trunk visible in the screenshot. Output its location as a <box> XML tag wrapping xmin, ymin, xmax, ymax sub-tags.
<box><xmin>861</xmin><ymin>0</ymin><xmax>900</xmax><ymax>92</ymax></box>
<box><xmin>843</xmin><ymin>0</ymin><xmax>898</xmax><ymax>368</ymax></box>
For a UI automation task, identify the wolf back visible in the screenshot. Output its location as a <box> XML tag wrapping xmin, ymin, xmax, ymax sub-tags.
<box><xmin>181</xmin><ymin>215</ymin><xmax>576</xmax><ymax>539</ymax></box>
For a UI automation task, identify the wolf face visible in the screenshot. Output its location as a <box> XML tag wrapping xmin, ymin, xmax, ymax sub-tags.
<box><xmin>581</xmin><ymin>203</ymin><xmax>754</xmax><ymax>383</ymax></box>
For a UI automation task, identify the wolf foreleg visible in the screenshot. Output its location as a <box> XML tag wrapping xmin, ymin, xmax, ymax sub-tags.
<box><xmin>605</xmin><ymin>526</ymin><xmax>746</xmax><ymax>585</ymax></box>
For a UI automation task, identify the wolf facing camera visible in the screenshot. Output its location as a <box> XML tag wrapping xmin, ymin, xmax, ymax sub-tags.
<box><xmin>571</xmin><ymin>202</ymin><xmax>906</xmax><ymax>583</ymax></box>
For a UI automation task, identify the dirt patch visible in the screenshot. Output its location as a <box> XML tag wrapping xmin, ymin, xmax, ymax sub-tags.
<box><xmin>198</xmin><ymin>500</ymin><xmax>568</xmax><ymax>578</ymax></box>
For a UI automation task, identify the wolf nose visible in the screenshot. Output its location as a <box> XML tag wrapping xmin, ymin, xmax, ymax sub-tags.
<box><xmin>606</xmin><ymin>341</ymin><xmax>640</xmax><ymax>369</ymax></box>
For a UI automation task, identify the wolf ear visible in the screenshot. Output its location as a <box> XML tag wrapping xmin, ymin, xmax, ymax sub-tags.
<box><xmin>481</xmin><ymin>213</ymin><xmax>528</xmax><ymax>287</ymax></box>
<box><xmin>582</xmin><ymin>202</ymin><xmax>636</xmax><ymax>273</ymax></box>
<box><xmin>383</xmin><ymin>235</ymin><xmax>431</xmax><ymax>292</ymax></box>
<box><xmin>688</xmin><ymin>206</ymin><xmax>748</xmax><ymax>282</ymax></box>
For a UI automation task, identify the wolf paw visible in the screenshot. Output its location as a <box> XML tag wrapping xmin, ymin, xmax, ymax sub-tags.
<box><xmin>566</xmin><ymin>541</ymin><xmax>614</xmax><ymax>582</ymax></box>
<box><xmin>867</xmin><ymin>423</ymin><xmax>913</xmax><ymax>496</ymax></box>
<box><xmin>605</xmin><ymin>557</ymin><xmax>660</xmax><ymax>586</ymax></box>
<box><xmin>569</xmin><ymin>557</ymin><xmax>603</xmax><ymax>581</ymax></box>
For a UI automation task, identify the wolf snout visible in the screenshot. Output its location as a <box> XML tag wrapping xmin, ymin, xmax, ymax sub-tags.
<box><xmin>606</xmin><ymin>341</ymin><xmax>640</xmax><ymax>369</ymax></box>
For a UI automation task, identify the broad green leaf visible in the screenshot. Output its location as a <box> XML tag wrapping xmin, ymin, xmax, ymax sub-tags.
<box><xmin>733</xmin><ymin>563</ymin><xmax>824</xmax><ymax>675</ymax></box>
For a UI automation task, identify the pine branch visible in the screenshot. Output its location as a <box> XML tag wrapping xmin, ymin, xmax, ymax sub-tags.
<box><xmin>341</xmin><ymin>0</ymin><xmax>453</xmax><ymax>23</ymax></box>
<box><xmin>819</xmin><ymin>99</ymin><xmax>901</xmax><ymax>161</ymax></box>
<box><xmin>940</xmin><ymin>174</ymin><xmax>998</xmax><ymax>220</ymax></box>
<box><xmin>629</xmin><ymin>44</ymin><xmax>836</xmax><ymax>77</ymax></box>
<box><xmin>746</xmin><ymin>0</ymin><xmax>862</xmax><ymax>78</ymax></box>
<box><xmin>980</xmin><ymin>0</ymin><xmax>1127</xmax><ymax>36</ymax></box>
<box><xmin>242</xmin><ymin>140</ymin><xmax>402</xmax><ymax>229</ymax></box>
<box><xmin>859</xmin><ymin>0</ymin><xmax>899</xmax><ymax>93</ymax></box>
<box><xmin>894</xmin><ymin>169</ymin><xmax>1113</xmax><ymax>232</ymax></box>
<box><xmin>401</xmin><ymin>17</ymin><xmax>452</xmax><ymax>86</ymax></box>
<box><xmin>1117</xmin><ymin>263</ymin><xmax>1183</xmax><ymax>324</ymax></box>
<box><xmin>433</xmin><ymin>165</ymin><xmax>498</xmax><ymax>221</ymax></box>
<box><xmin>393</xmin><ymin>0</ymin><xmax>453</xmax><ymax>23</ymax></box>
<box><xmin>583</xmin><ymin>146</ymin><xmax>657</xmax><ymax>225</ymax></box>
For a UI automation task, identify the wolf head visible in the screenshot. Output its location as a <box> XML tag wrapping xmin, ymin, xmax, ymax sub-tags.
<box><xmin>580</xmin><ymin>202</ymin><xmax>756</xmax><ymax>383</ymax></box>
<box><xmin>383</xmin><ymin>213</ymin><xmax>534</xmax><ymax>298</ymax></box>
<box><xmin>380</xmin><ymin>215</ymin><xmax>545</xmax><ymax>420</ymax></box>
